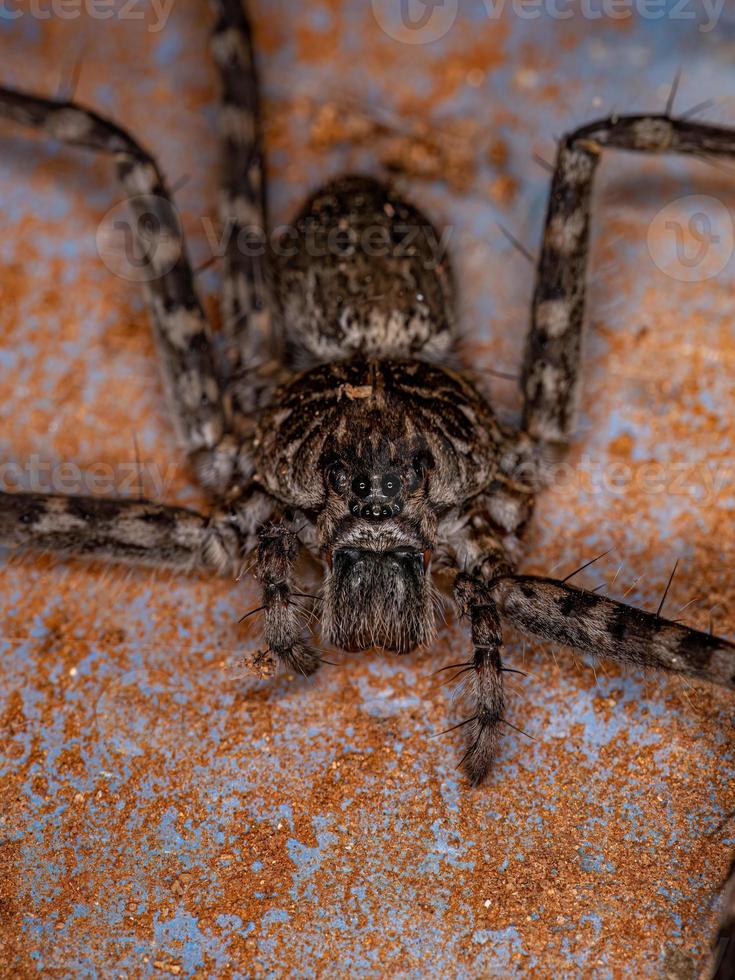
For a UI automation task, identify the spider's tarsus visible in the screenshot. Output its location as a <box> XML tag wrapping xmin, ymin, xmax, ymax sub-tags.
<box><xmin>456</xmin><ymin>731</ymin><xmax>484</xmax><ymax>773</ymax></box>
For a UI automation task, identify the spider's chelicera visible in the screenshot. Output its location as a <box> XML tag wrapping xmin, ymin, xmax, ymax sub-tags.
<box><xmin>1</xmin><ymin>5</ymin><xmax>734</xmax><ymax>968</ymax></box>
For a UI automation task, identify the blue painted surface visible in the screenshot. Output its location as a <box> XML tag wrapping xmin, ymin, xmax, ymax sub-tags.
<box><xmin>1</xmin><ymin>0</ymin><xmax>735</xmax><ymax>976</ymax></box>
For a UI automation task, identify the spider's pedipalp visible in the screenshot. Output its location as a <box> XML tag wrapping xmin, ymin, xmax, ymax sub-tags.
<box><xmin>255</xmin><ymin>522</ymin><xmax>321</xmax><ymax>677</ymax></box>
<box><xmin>451</xmin><ymin>572</ymin><xmax>506</xmax><ymax>785</ymax></box>
<box><xmin>459</xmin><ymin>646</ymin><xmax>506</xmax><ymax>787</ymax></box>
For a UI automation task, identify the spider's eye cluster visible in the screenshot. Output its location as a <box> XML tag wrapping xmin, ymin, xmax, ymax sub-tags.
<box><xmin>350</xmin><ymin>499</ymin><xmax>402</xmax><ymax>519</ymax></box>
<box><xmin>381</xmin><ymin>474</ymin><xmax>400</xmax><ymax>497</ymax></box>
<box><xmin>352</xmin><ymin>473</ymin><xmax>401</xmax><ymax>500</ymax></box>
<box><xmin>326</xmin><ymin>453</ymin><xmax>432</xmax><ymax>521</ymax></box>
<box><xmin>352</xmin><ymin>475</ymin><xmax>371</xmax><ymax>498</ymax></box>
<box><xmin>347</xmin><ymin>470</ymin><xmax>404</xmax><ymax>520</ymax></box>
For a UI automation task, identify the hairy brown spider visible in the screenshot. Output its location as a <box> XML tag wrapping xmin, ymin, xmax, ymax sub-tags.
<box><xmin>0</xmin><ymin>3</ymin><xmax>734</xmax><ymax>971</ymax></box>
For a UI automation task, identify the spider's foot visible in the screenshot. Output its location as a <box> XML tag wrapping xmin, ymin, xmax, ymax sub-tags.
<box><xmin>280</xmin><ymin>642</ymin><xmax>322</xmax><ymax>678</ymax></box>
<box><xmin>460</xmin><ymin>714</ymin><xmax>501</xmax><ymax>787</ymax></box>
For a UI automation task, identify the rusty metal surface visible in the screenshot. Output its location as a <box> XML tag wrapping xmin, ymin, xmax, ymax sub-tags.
<box><xmin>2</xmin><ymin>1</ymin><xmax>735</xmax><ymax>976</ymax></box>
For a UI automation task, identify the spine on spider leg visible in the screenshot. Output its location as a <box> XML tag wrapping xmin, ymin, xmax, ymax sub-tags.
<box><xmin>490</xmin><ymin>575</ymin><xmax>735</xmax><ymax>689</ymax></box>
<box><xmin>454</xmin><ymin>574</ymin><xmax>506</xmax><ymax>786</ymax></box>
<box><xmin>0</xmin><ymin>86</ymin><xmax>224</xmax><ymax>456</ymax></box>
<box><xmin>210</xmin><ymin>0</ymin><xmax>274</xmax><ymax>381</ymax></box>
<box><xmin>522</xmin><ymin>137</ymin><xmax>601</xmax><ymax>454</ymax></box>
<box><xmin>712</xmin><ymin>855</ymin><xmax>735</xmax><ymax>980</ymax></box>
<box><xmin>0</xmin><ymin>491</ymin><xmax>239</xmax><ymax>574</ymax></box>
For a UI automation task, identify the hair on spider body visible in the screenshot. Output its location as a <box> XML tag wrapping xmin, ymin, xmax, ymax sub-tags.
<box><xmin>1</xmin><ymin>2</ymin><xmax>735</xmax><ymax>965</ymax></box>
<box><xmin>0</xmin><ymin>14</ymin><xmax>733</xmax><ymax>780</ymax></box>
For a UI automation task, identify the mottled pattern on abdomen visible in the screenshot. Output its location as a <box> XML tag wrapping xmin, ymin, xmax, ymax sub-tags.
<box><xmin>274</xmin><ymin>176</ymin><xmax>455</xmax><ymax>363</ymax></box>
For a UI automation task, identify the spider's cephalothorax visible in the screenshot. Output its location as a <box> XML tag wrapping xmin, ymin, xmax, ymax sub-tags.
<box><xmin>1</xmin><ymin>2</ymin><xmax>735</xmax><ymax>965</ymax></box>
<box><xmin>1</xmin><ymin>0</ymin><xmax>734</xmax><ymax>771</ymax></box>
<box><xmin>253</xmin><ymin>342</ymin><xmax>509</xmax><ymax>655</ymax></box>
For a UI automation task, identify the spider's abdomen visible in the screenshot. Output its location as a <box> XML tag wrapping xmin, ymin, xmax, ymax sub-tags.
<box><xmin>274</xmin><ymin>175</ymin><xmax>455</xmax><ymax>363</ymax></box>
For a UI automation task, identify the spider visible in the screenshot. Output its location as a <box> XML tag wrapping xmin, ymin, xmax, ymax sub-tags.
<box><xmin>0</xmin><ymin>1</ymin><xmax>734</xmax><ymax>970</ymax></box>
